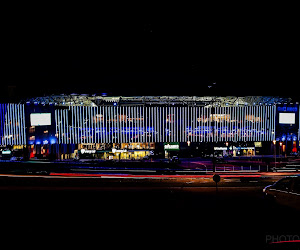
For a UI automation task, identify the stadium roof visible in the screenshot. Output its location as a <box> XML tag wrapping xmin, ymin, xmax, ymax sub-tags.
<box><xmin>22</xmin><ymin>95</ymin><xmax>293</xmax><ymax>107</ymax></box>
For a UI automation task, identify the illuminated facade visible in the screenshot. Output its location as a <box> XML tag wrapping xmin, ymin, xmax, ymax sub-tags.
<box><xmin>0</xmin><ymin>95</ymin><xmax>299</xmax><ymax>159</ymax></box>
<box><xmin>55</xmin><ymin>105</ymin><xmax>277</xmax><ymax>144</ymax></box>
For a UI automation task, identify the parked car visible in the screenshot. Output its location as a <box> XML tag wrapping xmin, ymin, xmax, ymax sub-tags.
<box><xmin>142</xmin><ymin>155</ymin><xmax>150</xmax><ymax>161</ymax></box>
<box><xmin>263</xmin><ymin>175</ymin><xmax>300</xmax><ymax>210</ymax></box>
<box><xmin>10</xmin><ymin>156</ymin><xmax>24</xmax><ymax>161</ymax></box>
<box><xmin>170</xmin><ymin>156</ymin><xmax>181</xmax><ymax>163</ymax></box>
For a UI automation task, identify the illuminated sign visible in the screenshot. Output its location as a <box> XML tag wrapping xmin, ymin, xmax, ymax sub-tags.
<box><xmin>277</xmin><ymin>107</ymin><xmax>298</xmax><ymax>112</ymax></box>
<box><xmin>279</xmin><ymin>113</ymin><xmax>295</xmax><ymax>124</ymax></box>
<box><xmin>112</xmin><ymin>149</ymin><xmax>127</xmax><ymax>153</ymax></box>
<box><xmin>2</xmin><ymin>149</ymin><xmax>11</xmax><ymax>154</ymax></box>
<box><xmin>80</xmin><ymin>149</ymin><xmax>96</xmax><ymax>154</ymax></box>
<box><xmin>214</xmin><ymin>146</ymin><xmax>255</xmax><ymax>150</ymax></box>
<box><xmin>214</xmin><ymin>147</ymin><xmax>227</xmax><ymax>150</ymax></box>
<box><xmin>254</xmin><ymin>142</ymin><xmax>262</xmax><ymax>147</ymax></box>
<box><xmin>164</xmin><ymin>143</ymin><xmax>180</xmax><ymax>151</ymax></box>
<box><xmin>30</xmin><ymin>113</ymin><xmax>51</xmax><ymax>126</ymax></box>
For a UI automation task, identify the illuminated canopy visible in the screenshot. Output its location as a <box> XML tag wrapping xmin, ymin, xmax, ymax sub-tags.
<box><xmin>22</xmin><ymin>95</ymin><xmax>292</xmax><ymax>107</ymax></box>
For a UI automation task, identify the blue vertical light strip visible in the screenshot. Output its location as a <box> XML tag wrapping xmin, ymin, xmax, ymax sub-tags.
<box><xmin>4</xmin><ymin>104</ymin><xmax>8</xmax><ymax>145</ymax></box>
<box><xmin>75</xmin><ymin>107</ymin><xmax>78</xmax><ymax>144</ymax></box>
<box><xmin>257</xmin><ymin>106</ymin><xmax>260</xmax><ymax>141</ymax></box>
<box><xmin>274</xmin><ymin>105</ymin><xmax>277</xmax><ymax>141</ymax></box>
<box><xmin>61</xmin><ymin>109</ymin><xmax>63</xmax><ymax>144</ymax></box>
<box><xmin>163</xmin><ymin>106</ymin><xmax>166</xmax><ymax>142</ymax></box>
<box><xmin>225</xmin><ymin>106</ymin><xmax>228</xmax><ymax>141</ymax></box>
<box><xmin>11</xmin><ymin>104</ymin><xmax>15</xmax><ymax>145</ymax></box>
<box><xmin>93</xmin><ymin>106</ymin><xmax>96</xmax><ymax>143</ymax></box>
<box><xmin>204</xmin><ymin>106</ymin><xmax>206</xmax><ymax>142</ymax></box>
<box><xmin>107</xmin><ymin>106</ymin><xmax>110</xmax><ymax>143</ymax></box>
<box><xmin>158</xmin><ymin>106</ymin><xmax>160</xmax><ymax>142</ymax></box>
<box><xmin>261</xmin><ymin>105</ymin><xmax>264</xmax><ymax>141</ymax></box>
<box><xmin>19</xmin><ymin>104</ymin><xmax>23</xmax><ymax>145</ymax></box>
<box><xmin>88</xmin><ymin>106</ymin><xmax>91</xmax><ymax>144</ymax></box>
<box><xmin>21</xmin><ymin>104</ymin><xmax>25</xmax><ymax>145</ymax></box>
<box><xmin>55</xmin><ymin>110</ymin><xmax>59</xmax><ymax>144</ymax></box>
<box><xmin>0</xmin><ymin>104</ymin><xmax>3</xmax><ymax>145</ymax></box>
<box><xmin>168</xmin><ymin>106</ymin><xmax>171</xmax><ymax>142</ymax></box>
<box><xmin>65</xmin><ymin>109</ymin><xmax>68</xmax><ymax>144</ymax></box>
<box><xmin>144</xmin><ymin>106</ymin><xmax>146</xmax><ymax>143</ymax></box>
<box><xmin>254</xmin><ymin>105</ymin><xmax>256</xmax><ymax>141</ymax></box>
<box><xmin>1</xmin><ymin>104</ymin><xmax>4</xmax><ymax>144</ymax></box>
<box><xmin>10</xmin><ymin>104</ymin><xmax>14</xmax><ymax>145</ymax></box>
<box><xmin>72</xmin><ymin>106</ymin><xmax>75</xmax><ymax>144</ymax></box>
<box><xmin>267</xmin><ymin>106</ymin><xmax>271</xmax><ymax>141</ymax></box>
<box><xmin>109</xmin><ymin>105</ymin><xmax>112</xmax><ymax>143</ymax></box>
<box><xmin>119</xmin><ymin>106</ymin><xmax>121</xmax><ymax>143</ymax></box>
<box><xmin>54</xmin><ymin>109</ymin><xmax>57</xmax><ymax>144</ymax></box>
<box><xmin>298</xmin><ymin>104</ymin><xmax>300</xmax><ymax>141</ymax></box>
<box><xmin>96</xmin><ymin>106</ymin><xmax>99</xmax><ymax>144</ymax></box>
<box><xmin>200</xmin><ymin>107</ymin><xmax>202</xmax><ymax>142</ymax></box>
<box><xmin>123</xmin><ymin>106</ymin><xmax>125</xmax><ymax>143</ymax></box>
<box><xmin>14</xmin><ymin>104</ymin><xmax>18</xmax><ymax>145</ymax></box>
<box><xmin>262</xmin><ymin>105</ymin><xmax>265</xmax><ymax>141</ymax></box>
<box><xmin>143</xmin><ymin>106</ymin><xmax>146</xmax><ymax>143</ymax></box>
<box><xmin>0</xmin><ymin>104</ymin><xmax>2</xmax><ymax>144</ymax></box>
<box><xmin>249</xmin><ymin>105</ymin><xmax>252</xmax><ymax>141</ymax></box>
<box><xmin>133</xmin><ymin>106</ymin><xmax>138</xmax><ymax>142</ymax></box>
<box><xmin>151</xmin><ymin>106</ymin><xmax>154</xmax><ymax>142</ymax></box>
<box><xmin>6</xmin><ymin>104</ymin><xmax>10</xmax><ymax>145</ymax></box>
<box><xmin>79</xmin><ymin>106</ymin><xmax>82</xmax><ymax>144</ymax></box>
<box><xmin>113</xmin><ymin>106</ymin><xmax>116</xmax><ymax>143</ymax></box>
<box><xmin>104</xmin><ymin>106</ymin><xmax>107</xmax><ymax>143</ymax></box>
<box><xmin>235</xmin><ymin>106</ymin><xmax>238</xmax><ymax>141</ymax></box>
<box><xmin>271</xmin><ymin>105</ymin><xmax>274</xmax><ymax>141</ymax></box>
<box><xmin>85</xmin><ymin>106</ymin><xmax>88</xmax><ymax>144</ymax></box>
<box><xmin>81</xmin><ymin>106</ymin><xmax>85</xmax><ymax>144</ymax></box>
<box><xmin>93</xmin><ymin>106</ymin><xmax>96</xmax><ymax>144</ymax></box>
<box><xmin>15</xmin><ymin>104</ymin><xmax>22</xmax><ymax>145</ymax></box>
<box><xmin>247</xmin><ymin>106</ymin><xmax>249</xmax><ymax>141</ymax></box>
<box><xmin>62</xmin><ymin>109</ymin><xmax>65</xmax><ymax>144</ymax></box>
<box><xmin>75</xmin><ymin>106</ymin><xmax>79</xmax><ymax>144</ymax></box>
<box><xmin>125</xmin><ymin>106</ymin><xmax>127</xmax><ymax>143</ymax></box>
<box><xmin>7</xmin><ymin>104</ymin><xmax>11</xmax><ymax>145</ymax></box>
<box><xmin>15</xmin><ymin>104</ymin><xmax>18</xmax><ymax>145</ymax></box>
<box><xmin>63</xmin><ymin>109</ymin><xmax>66</xmax><ymax>144</ymax></box>
<box><xmin>219</xmin><ymin>106</ymin><xmax>222</xmax><ymax>142</ymax></box>
<box><xmin>268</xmin><ymin>106</ymin><xmax>273</xmax><ymax>141</ymax></box>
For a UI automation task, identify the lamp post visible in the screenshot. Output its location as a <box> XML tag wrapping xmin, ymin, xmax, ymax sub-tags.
<box><xmin>279</xmin><ymin>142</ymin><xmax>283</xmax><ymax>162</ymax></box>
<box><xmin>273</xmin><ymin>140</ymin><xmax>276</xmax><ymax>169</ymax></box>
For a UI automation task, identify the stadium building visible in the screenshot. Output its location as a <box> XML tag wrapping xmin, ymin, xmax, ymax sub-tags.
<box><xmin>0</xmin><ymin>95</ymin><xmax>299</xmax><ymax>160</ymax></box>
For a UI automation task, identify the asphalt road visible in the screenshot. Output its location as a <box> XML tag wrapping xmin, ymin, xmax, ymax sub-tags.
<box><xmin>0</xmin><ymin>175</ymin><xmax>299</xmax><ymax>249</ymax></box>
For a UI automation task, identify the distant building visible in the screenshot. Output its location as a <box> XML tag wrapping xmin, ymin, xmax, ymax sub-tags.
<box><xmin>0</xmin><ymin>95</ymin><xmax>299</xmax><ymax>160</ymax></box>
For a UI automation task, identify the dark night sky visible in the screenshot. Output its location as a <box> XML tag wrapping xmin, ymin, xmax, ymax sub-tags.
<box><xmin>1</xmin><ymin>5</ymin><xmax>298</xmax><ymax>102</ymax></box>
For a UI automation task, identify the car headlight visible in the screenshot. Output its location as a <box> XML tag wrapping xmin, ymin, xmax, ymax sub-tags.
<box><xmin>263</xmin><ymin>185</ymin><xmax>271</xmax><ymax>193</ymax></box>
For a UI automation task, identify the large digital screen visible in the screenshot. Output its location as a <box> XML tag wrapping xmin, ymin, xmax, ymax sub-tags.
<box><xmin>279</xmin><ymin>113</ymin><xmax>295</xmax><ymax>124</ymax></box>
<box><xmin>30</xmin><ymin>113</ymin><xmax>51</xmax><ymax>126</ymax></box>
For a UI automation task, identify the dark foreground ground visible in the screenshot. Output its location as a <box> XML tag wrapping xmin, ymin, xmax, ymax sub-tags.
<box><xmin>0</xmin><ymin>176</ymin><xmax>299</xmax><ymax>249</ymax></box>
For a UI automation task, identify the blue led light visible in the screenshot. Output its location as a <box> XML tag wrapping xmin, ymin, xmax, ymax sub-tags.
<box><xmin>50</xmin><ymin>139</ymin><xmax>56</xmax><ymax>144</ymax></box>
